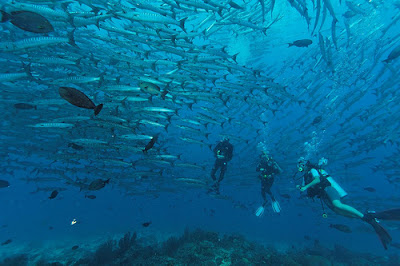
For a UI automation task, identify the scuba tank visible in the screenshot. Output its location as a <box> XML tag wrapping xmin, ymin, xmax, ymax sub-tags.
<box><xmin>318</xmin><ymin>158</ymin><xmax>347</xmax><ymax>198</ymax></box>
<box><xmin>326</xmin><ymin>176</ymin><xmax>347</xmax><ymax>198</ymax></box>
<box><xmin>319</xmin><ymin>169</ymin><xmax>348</xmax><ymax>198</ymax></box>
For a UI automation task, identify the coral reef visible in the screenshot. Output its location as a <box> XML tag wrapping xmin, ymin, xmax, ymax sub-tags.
<box><xmin>0</xmin><ymin>229</ymin><xmax>398</xmax><ymax>265</ymax></box>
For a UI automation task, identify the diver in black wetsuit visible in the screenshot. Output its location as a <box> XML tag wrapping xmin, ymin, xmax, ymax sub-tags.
<box><xmin>210</xmin><ymin>138</ymin><xmax>233</xmax><ymax>194</ymax></box>
<box><xmin>257</xmin><ymin>153</ymin><xmax>282</xmax><ymax>212</ymax></box>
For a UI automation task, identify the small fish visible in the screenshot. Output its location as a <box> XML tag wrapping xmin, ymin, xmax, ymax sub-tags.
<box><xmin>59</xmin><ymin>87</ymin><xmax>103</xmax><ymax>116</ymax></box>
<box><xmin>14</xmin><ymin>103</ymin><xmax>37</xmax><ymax>110</ymax></box>
<box><xmin>85</xmin><ymin>195</ymin><xmax>96</xmax><ymax>199</ymax></box>
<box><xmin>28</xmin><ymin>122</ymin><xmax>74</xmax><ymax>128</ymax></box>
<box><xmin>280</xmin><ymin>193</ymin><xmax>291</xmax><ymax>199</ymax></box>
<box><xmin>0</xmin><ymin>10</ymin><xmax>54</xmax><ymax>33</ymax></box>
<box><xmin>383</xmin><ymin>44</ymin><xmax>400</xmax><ymax>63</ymax></box>
<box><xmin>143</xmin><ymin>134</ymin><xmax>159</xmax><ymax>153</ymax></box>
<box><xmin>142</xmin><ymin>221</ymin><xmax>152</xmax><ymax>227</ymax></box>
<box><xmin>391</xmin><ymin>242</ymin><xmax>400</xmax><ymax>249</ymax></box>
<box><xmin>363</xmin><ymin>187</ymin><xmax>376</xmax><ymax>192</ymax></box>
<box><xmin>288</xmin><ymin>39</ymin><xmax>313</xmax><ymax>47</ymax></box>
<box><xmin>1</xmin><ymin>239</ymin><xmax>12</xmax><ymax>245</ymax></box>
<box><xmin>0</xmin><ymin>180</ymin><xmax>10</xmax><ymax>188</ymax></box>
<box><xmin>68</xmin><ymin>143</ymin><xmax>84</xmax><ymax>150</ymax></box>
<box><xmin>312</xmin><ymin>116</ymin><xmax>322</xmax><ymax>125</ymax></box>
<box><xmin>48</xmin><ymin>226</ymin><xmax>54</xmax><ymax>230</ymax></box>
<box><xmin>88</xmin><ymin>178</ymin><xmax>110</xmax><ymax>191</ymax></box>
<box><xmin>329</xmin><ymin>224</ymin><xmax>352</xmax><ymax>233</ymax></box>
<box><xmin>71</xmin><ymin>245</ymin><xmax>79</xmax><ymax>250</ymax></box>
<box><xmin>49</xmin><ymin>190</ymin><xmax>58</xmax><ymax>199</ymax></box>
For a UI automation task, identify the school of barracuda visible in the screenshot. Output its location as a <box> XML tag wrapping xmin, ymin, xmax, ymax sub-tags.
<box><xmin>0</xmin><ymin>0</ymin><xmax>400</xmax><ymax>200</ymax></box>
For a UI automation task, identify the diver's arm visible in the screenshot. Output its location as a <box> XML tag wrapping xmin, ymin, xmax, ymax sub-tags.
<box><xmin>274</xmin><ymin>161</ymin><xmax>282</xmax><ymax>173</ymax></box>
<box><xmin>298</xmin><ymin>169</ymin><xmax>320</xmax><ymax>191</ymax></box>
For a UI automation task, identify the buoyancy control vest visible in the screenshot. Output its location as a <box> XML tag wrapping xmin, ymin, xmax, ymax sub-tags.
<box><xmin>303</xmin><ymin>167</ymin><xmax>331</xmax><ymax>198</ymax></box>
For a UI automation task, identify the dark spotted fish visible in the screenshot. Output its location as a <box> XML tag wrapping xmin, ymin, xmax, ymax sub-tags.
<box><xmin>0</xmin><ymin>180</ymin><xmax>10</xmax><ymax>188</ymax></box>
<box><xmin>14</xmin><ymin>103</ymin><xmax>37</xmax><ymax>110</ymax></box>
<box><xmin>88</xmin><ymin>178</ymin><xmax>110</xmax><ymax>191</ymax></box>
<box><xmin>143</xmin><ymin>134</ymin><xmax>159</xmax><ymax>153</ymax></box>
<box><xmin>0</xmin><ymin>10</ymin><xmax>54</xmax><ymax>33</ymax></box>
<box><xmin>49</xmin><ymin>190</ymin><xmax>58</xmax><ymax>199</ymax></box>
<box><xmin>312</xmin><ymin>116</ymin><xmax>322</xmax><ymax>125</ymax></box>
<box><xmin>1</xmin><ymin>239</ymin><xmax>12</xmax><ymax>246</ymax></box>
<box><xmin>72</xmin><ymin>245</ymin><xmax>79</xmax><ymax>250</ymax></box>
<box><xmin>330</xmin><ymin>224</ymin><xmax>352</xmax><ymax>233</ymax></box>
<box><xmin>139</xmin><ymin>81</ymin><xmax>168</xmax><ymax>99</ymax></box>
<box><xmin>68</xmin><ymin>143</ymin><xmax>84</xmax><ymax>150</ymax></box>
<box><xmin>142</xmin><ymin>221</ymin><xmax>152</xmax><ymax>227</ymax></box>
<box><xmin>59</xmin><ymin>87</ymin><xmax>103</xmax><ymax>116</ymax></box>
<box><xmin>85</xmin><ymin>195</ymin><xmax>96</xmax><ymax>199</ymax></box>
<box><xmin>288</xmin><ymin>39</ymin><xmax>313</xmax><ymax>47</ymax></box>
<box><xmin>364</xmin><ymin>187</ymin><xmax>376</xmax><ymax>192</ymax></box>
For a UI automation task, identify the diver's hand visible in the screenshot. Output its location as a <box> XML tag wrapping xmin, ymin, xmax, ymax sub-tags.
<box><xmin>297</xmin><ymin>185</ymin><xmax>306</xmax><ymax>192</ymax></box>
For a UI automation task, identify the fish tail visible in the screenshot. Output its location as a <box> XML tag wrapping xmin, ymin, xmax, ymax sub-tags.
<box><xmin>68</xmin><ymin>30</ymin><xmax>77</xmax><ymax>47</ymax></box>
<box><xmin>288</xmin><ymin>43</ymin><xmax>293</xmax><ymax>47</ymax></box>
<box><xmin>161</xmin><ymin>90</ymin><xmax>168</xmax><ymax>100</ymax></box>
<box><xmin>98</xmin><ymin>73</ymin><xmax>105</xmax><ymax>87</ymax></box>
<box><xmin>231</xmin><ymin>53</ymin><xmax>239</xmax><ymax>63</ymax></box>
<box><xmin>0</xmin><ymin>10</ymin><xmax>11</xmax><ymax>23</ymax></box>
<box><xmin>382</xmin><ymin>59</ymin><xmax>389</xmax><ymax>63</ymax></box>
<box><xmin>179</xmin><ymin>17</ymin><xmax>187</xmax><ymax>33</ymax></box>
<box><xmin>94</xmin><ymin>104</ymin><xmax>103</xmax><ymax>116</ymax></box>
<box><xmin>22</xmin><ymin>62</ymin><xmax>33</xmax><ymax>79</ymax></box>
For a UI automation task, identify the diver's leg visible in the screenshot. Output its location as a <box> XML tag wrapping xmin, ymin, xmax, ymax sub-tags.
<box><xmin>218</xmin><ymin>162</ymin><xmax>227</xmax><ymax>182</ymax></box>
<box><xmin>261</xmin><ymin>180</ymin><xmax>267</xmax><ymax>203</ymax></box>
<box><xmin>210</xmin><ymin>160</ymin><xmax>220</xmax><ymax>181</ymax></box>
<box><xmin>331</xmin><ymin>200</ymin><xmax>363</xmax><ymax>218</ymax></box>
<box><xmin>324</xmin><ymin>187</ymin><xmax>363</xmax><ymax>218</ymax></box>
<box><xmin>266</xmin><ymin>178</ymin><xmax>275</xmax><ymax>201</ymax></box>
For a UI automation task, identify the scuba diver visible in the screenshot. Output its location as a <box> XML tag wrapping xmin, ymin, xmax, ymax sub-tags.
<box><xmin>255</xmin><ymin>152</ymin><xmax>282</xmax><ymax>217</ymax></box>
<box><xmin>209</xmin><ymin>138</ymin><xmax>233</xmax><ymax>194</ymax></box>
<box><xmin>296</xmin><ymin>157</ymin><xmax>396</xmax><ymax>250</ymax></box>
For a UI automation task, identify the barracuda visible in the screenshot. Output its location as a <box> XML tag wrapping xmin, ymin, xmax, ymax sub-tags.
<box><xmin>0</xmin><ymin>72</ymin><xmax>28</xmax><ymax>82</ymax></box>
<box><xmin>118</xmin><ymin>12</ymin><xmax>187</xmax><ymax>32</ymax></box>
<box><xmin>119</xmin><ymin>134</ymin><xmax>153</xmax><ymax>140</ymax></box>
<box><xmin>142</xmin><ymin>107</ymin><xmax>176</xmax><ymax>113</ymax></box>
<box><xmin>104</xmin><ymin>85</ymin><xmax>141</xmax><ymax>92</ymax></box>
<box><xmin>9</xmin><ymin>2</ymin><xmax>69</xmax><ymax>20</ymax></box>
<box><xmin>0</xmin><ymin>32</ymin><xmax>75</xmax><ymax>52</ymax></box>
<box><xmin>31</xmin><ymin>57</ymin><xmax>77</xmax><ymax>65</ymax></box>
<box><xmin>28</xmin><ymin>122</ymin><xmax>74</xmax><ymax>128</ymax></box>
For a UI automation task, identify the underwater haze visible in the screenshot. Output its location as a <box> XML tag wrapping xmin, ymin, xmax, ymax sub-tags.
<box><xmin>1</xmin><ymin>0</ymin><xmax>400</xmax><ymax>265</ymax></box>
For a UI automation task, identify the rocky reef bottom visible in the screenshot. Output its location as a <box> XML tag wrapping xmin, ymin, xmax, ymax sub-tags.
<box><xmin>1</xmin><ymin>229</ymin><xmax>398</xmax><ymax>266</ymax></box>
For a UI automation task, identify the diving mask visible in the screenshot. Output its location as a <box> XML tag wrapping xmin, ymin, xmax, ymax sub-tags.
<box><xmin>297</xmin><ymin>157</ymin><xmax>307</xmax><ymax>172</ymax></box>
<box><xmin>298</xmin><ymin>163</ymin><xmax>305</xmax><ymax>172</ymax></box>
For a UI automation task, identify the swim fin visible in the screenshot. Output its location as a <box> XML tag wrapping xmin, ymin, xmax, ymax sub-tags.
<box><xmin>271</xmin><ymin>200</ymin><xmax>281</xmax><ymax>213</ymax></box>
<box><xmin>366</xmin><ymin>218</ymin><xmax>392</xmax><ymax>250</ymax></box>
<box><xmin>255</xmin><ymin>206</ymin><xmax>265</xmax><ymax>217</ymax></box>
<box><xmin>367</xmin><ymin>208</ymin><xmax>400</xmax><ymax>221</ymax></box>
